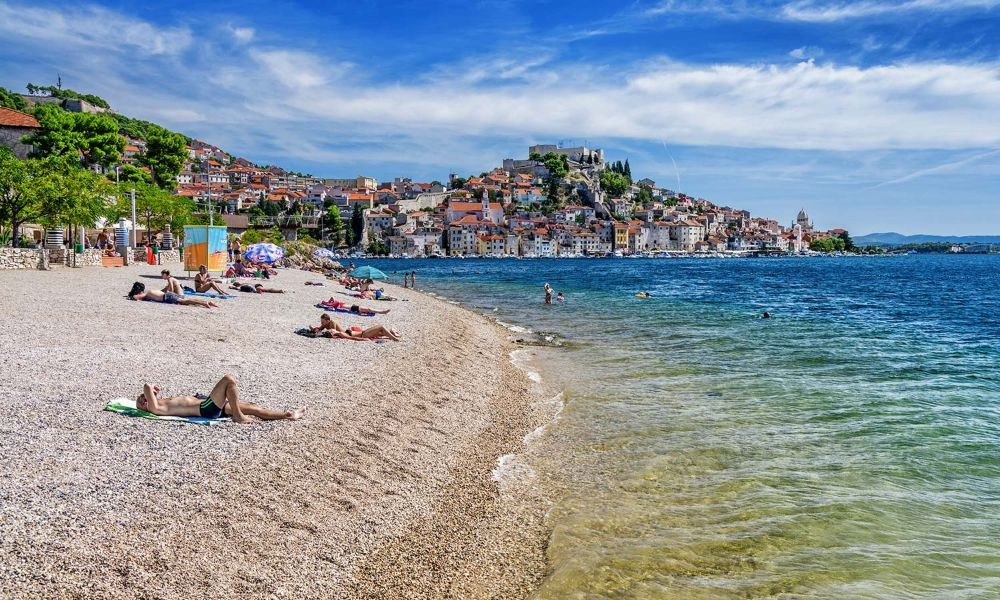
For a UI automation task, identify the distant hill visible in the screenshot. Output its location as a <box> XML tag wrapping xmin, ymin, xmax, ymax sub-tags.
<box><xmin>854</xmin><ymin>232</ymin><xmax>1000</xmax><ymax>246</ymax></box>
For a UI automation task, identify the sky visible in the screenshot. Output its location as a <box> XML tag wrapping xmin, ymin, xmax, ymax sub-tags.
<box><xmin>0</xmin><ymin>0</ymin><xmax>998</xmax><ymax>234</ymax></box>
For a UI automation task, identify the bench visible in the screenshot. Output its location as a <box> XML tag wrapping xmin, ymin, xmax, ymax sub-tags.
<box><xmin>102</xmin><ymin>255</ymin><xmax>125</xmax><ymax>268</ymax></box>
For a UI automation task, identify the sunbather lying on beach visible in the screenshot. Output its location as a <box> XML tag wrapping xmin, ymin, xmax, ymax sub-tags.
<box><xmin>194</xmin><ymin>265</ymin><xmax>227</xmax><ymax>295</ymax></box>
<box><xmin>160</xmin><ymin>269</ymin><xmax>184</xmax><ymax>295</ymax></box>
<box><xmin>311</xmin><ymin>313</ymin><xmax>402</xmax><ymax>341</ymax></box>
<box><xmin>320</xmin><ymin>298</ymin><xmax>389</xmax><ymax>315</ymax></box>
<box><xmin>230</xmin><ymin>282</ymin><xmax>285</xmax><ymax>294</ymax></box>
<box><xmin>127</xmin><ymin>282</ymin><xmax>218</xmax><ymax>308</ymax></box>
<box><xmin>137</xmin><ymin>374</ymin><xmax>305</xmax><ymax>424</ymax></box>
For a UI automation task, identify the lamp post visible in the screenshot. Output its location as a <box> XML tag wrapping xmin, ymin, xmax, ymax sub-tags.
<box><xmin>208</xmin><ymin>174</ymin><xmax>213</xmax><ymax>226</ymax></box>
<box><xmin>130</xmin><ymin>188</ymin><xmax>136</xmax><ymax>248</ymax></box>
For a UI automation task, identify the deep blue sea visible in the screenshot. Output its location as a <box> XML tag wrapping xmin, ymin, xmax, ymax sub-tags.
<box><xmin>370</xmin><ymin>255</ymin><xmax>1000</xmax><ymax>598</ymax></box>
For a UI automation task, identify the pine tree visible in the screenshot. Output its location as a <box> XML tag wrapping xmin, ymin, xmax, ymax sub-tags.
<box><xmin>350</xmin><ymin>205</ymin><xmax>364</xmax><ymax>247</ymax></box>
<box><xmin>624</xmin><ymin>159</ymin><xmax>632</xmax><ymax>182</ymax></box>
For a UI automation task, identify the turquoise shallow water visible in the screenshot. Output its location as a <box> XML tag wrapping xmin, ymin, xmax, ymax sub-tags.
<box><xmin>372</xmin><ymin>255</ymin><xmax>1000</xmax><ymax>598</ymax></box>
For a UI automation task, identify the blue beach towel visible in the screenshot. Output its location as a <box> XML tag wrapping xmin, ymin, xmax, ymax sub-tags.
<box><xmin>182</xmin><ymin>287</ymin><xmax>236</xmax><ymax>299</ymax></box>
<box><xmin>103</xmin><ymin>398</ymin><xmax>228</xmax><ymax>425</ymax></box>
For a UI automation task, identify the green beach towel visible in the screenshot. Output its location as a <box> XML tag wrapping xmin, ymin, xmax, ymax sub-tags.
<box><xmin>103</xmin><ymin>398</ymin><xmax>228</xmax><ymax>426</ymax></box>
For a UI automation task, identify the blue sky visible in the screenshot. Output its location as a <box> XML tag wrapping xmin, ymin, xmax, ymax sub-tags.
<box><xmin>1</xmin><ymin>0</ymin><xmax>998</xmax><ymax>234</ymax></box>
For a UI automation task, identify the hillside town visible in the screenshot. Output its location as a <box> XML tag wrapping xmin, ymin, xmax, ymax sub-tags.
<box><xmin>0</xmin><ymin>88</ymin><xmax>851</xmax><ymax>257</ymax></box>
<box><xmin>166</xmin><ymin>138</ymin><xmax>849</xmax><ymax>257</ymax></box>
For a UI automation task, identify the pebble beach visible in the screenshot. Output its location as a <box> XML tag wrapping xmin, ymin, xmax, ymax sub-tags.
<box><xmin>0</xmin><ymin>263</ymin><xmax>550</xmax><ymax>598</ymax></box>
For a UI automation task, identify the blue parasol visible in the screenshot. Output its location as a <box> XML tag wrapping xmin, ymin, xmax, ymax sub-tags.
<box><xmin>349</xmin><ymin>265</ymin><xmax>388</xmax><ymax>280</ymax></box>
<box><xmin>244</xmin><ymin>243</ymin><xmax>284</xmax><ymax>264</ymax></box>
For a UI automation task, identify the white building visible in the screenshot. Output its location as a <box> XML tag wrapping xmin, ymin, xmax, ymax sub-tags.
<box><xmin>674</xmin><ymin>221</ymin><xmax>705</xmax><ymax>252</ymax></box>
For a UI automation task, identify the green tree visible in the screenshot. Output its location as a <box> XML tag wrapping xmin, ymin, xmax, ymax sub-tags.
<box><xmin>367</xmin><ymin>239</ymin><xmax>389</xmax><ymax>255</ymax></box>
<box><xmin>350</xmin><ymin>205</ymin><xmax>365</xmax><ymax>247</ymax></box>
<box><xmin>624</xmin><ymin>159</ymin><xmax>632</xmax><ymax>182</ymax></box>
<box><xmin>24</xmin><ymin>103</ymin><xmax>124</xmax><ymax>168</ymax></box>
<box><xmin>450</xmin><ymin>176</ymin><xmax>467</xmax><ymax>189</ymax></box>
<box><xmin>117</xmin><ymin>164</ymin><xmax>152</xmax><ymax>185</ymax></box>
<box><xmin>600</xmin><ymin>170</ymin><xmax>629</xmax><ymax>197</ymax></box>
<box><xmin>38</xmin><ymin>158</ymin><xmax>113</xmax><ymax>230</ymax></box>
<box><xmin>809</xmin><ymin>237</ymin><xmax>845</xmax><ymax>252</ymax></box>
<box><xmin>0</xmin><ymin>86</ymin><xmax>27</xmax><ymax>111</ymax></box>
<box><xmin>108</xmin><ymin>181</ymin><xmax>170</xmax><ymax>238</ymax></box>
<box><xmin>542</xmin><ymin>152</ymin><xmax>568</xmax><ymax>179</ymax></box>
<box><xmin>0</xmin><ymin>148</ymin><xmax>40</xmax><ymax>246</ymax></box>
<box><xmin>322</xmin><ymin>203</ymin><xmax>346</xmax><ymax>245</ymax></box>
<box><xmin>141</xmin><ymin>127</ymin><xmax>187</xmax><ymax>189</ymax></box>
<box><xmin>636</xmin><ymin>184</ymin><xmax>652</xmax><ymax>204</ymax></box>
<box><xmin>838</xmin><ymin>230</ymin><xmax>855</xmax><ymax>252</ymax></box>
<box><xmin>0</xmin><ymin>153</ymin><xmax>111</xmax><ymax>242</ymax></box>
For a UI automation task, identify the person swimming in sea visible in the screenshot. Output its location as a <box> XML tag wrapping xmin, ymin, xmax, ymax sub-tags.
<box><xmin>762</xmin><ymin>311</ymin><xmax>772</xmax><ymax>319</ymax></box>
<box><xmin>556</xmin><ymin>292</ymin><xmax>564</xmax><ymax>302</ymax></box>
<box><xmin>636</xmin><ymin>291</ymin><xmax>652</xmax><ymax>298</ymax></box>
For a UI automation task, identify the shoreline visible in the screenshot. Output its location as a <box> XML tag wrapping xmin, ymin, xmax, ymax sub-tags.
<box><xmin>0</xmin><ymin>264</ymin><xmax>552</xmax><ymax>598</ymax></box>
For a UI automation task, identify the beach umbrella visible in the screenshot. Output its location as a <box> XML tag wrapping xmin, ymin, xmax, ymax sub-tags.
<box><xmin>244</xmin><ymin>243</ymin><xmax>284</xmax><ymax>264</ymax></box>
<box><xmin>313</xmin><ymin>248</ymin><xmax>336</xmax><ymax>259</ymax></box>
<box><xmin>350</xmin><ymin>265</ymin><xmax>387</xmax><ymax>280</ymax></box>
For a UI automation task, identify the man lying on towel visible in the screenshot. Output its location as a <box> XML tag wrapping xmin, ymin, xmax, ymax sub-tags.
<box><xmin>137</xmin><ymin>374</ymin><xmax>305</xmax><ymax>424</ymax></box>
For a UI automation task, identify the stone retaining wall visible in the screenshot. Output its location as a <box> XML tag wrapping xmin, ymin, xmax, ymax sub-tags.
<box><xmin>0</xmin><ymin>247</ymin><xmax>182</xmax><ymax>270</ymax></box>
<box><xmin>129</xmin><ymin>249</ymin><xmax>181</xmax><ymax>264</ymax></box>
<box><xmin>0</xmin><ymin>248</ymin><xmax>46</xmax><ymax>270</ymax></box>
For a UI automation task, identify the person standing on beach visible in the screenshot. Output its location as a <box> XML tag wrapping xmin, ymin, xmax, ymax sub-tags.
<box><xmin>137</xmin><ymin>374</ymin><xmax>306</xmax><ymax>424</ymax></box>
<box><xmin>403</xmin><ymin>272</ymin><xmax>410</xmax><ymax>288</ymax></box>
<box><xmin>410</xmin><ymin>271</ymin><xmax>416</xmax><ymax>289</ymax></box>
<box><xmin>233</xmin><ymin>238</ymin><xmax>242</xmax><ymax>263</ymax></box>
<box><xmin>544</xmin><ymin>283</ymin><xmax>553</xmax><ymax>304</ymax></box>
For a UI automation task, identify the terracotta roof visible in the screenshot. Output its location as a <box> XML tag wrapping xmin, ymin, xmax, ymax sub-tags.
<box><xmin>449</xmin><ymin>201</ymin><xmax>501</xmax><ymax>211</ymax></box>
<box><xmin>0</xmin><ymin>107</ymin><xmax>40</xmax><ymax>128</ymax></box>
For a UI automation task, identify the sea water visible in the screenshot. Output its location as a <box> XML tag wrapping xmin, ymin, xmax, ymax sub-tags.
<box><xmin>370</xmin><ymin>255</ymin><xmax>1000</xmax><ymax>598</ymax></box>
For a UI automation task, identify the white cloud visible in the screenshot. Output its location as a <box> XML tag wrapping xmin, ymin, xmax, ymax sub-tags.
<box><xmin>867</xmin><ymin>148</ymin><xmax>1000</xmax><ymax>187</ymax></box>
<box><xmin>229</xmin><ymin>25</ymin><xmax>255</xmax><ymax>44</ymax></box>
<box><xmin>245</xmin><ymin>58</ymin><xmax>1000</xmax><ymax>152</ymax></box>
<box><xmin>249</xmin><ymin>49</ymin><xmax>335</xmax><ymax>89</ymax></box>
<box><xmin>642</xmin><ymin>0</ymin><xmax>1000</xmax><ymax>21</ymax></box>
<box><xmin>789</xmin><ymin>46</ymin><xmax>824</xmax><ymax>60</ymax></box>
<box><xmin>781</xmin><ymin>0</ymin><xmax>1000</xmax><ymax>21</ymax></box>
<box><xmin>2</xmin><ymin>2</ymin><xmax>998</xmax><ymax>171</ymax></box>
<box><xmin>0</xmin><ymin>1</ymin><xmax>191</xmax><ymax>55</ymax></box>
